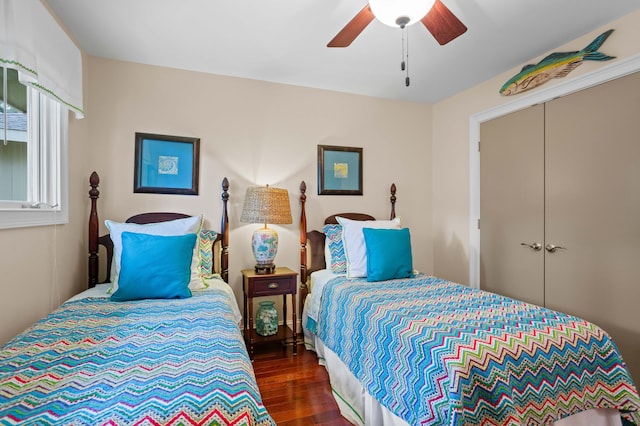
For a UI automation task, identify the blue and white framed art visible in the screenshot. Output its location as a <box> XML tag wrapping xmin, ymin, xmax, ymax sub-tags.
<box><xmin>317</xmin><ymin>144</ymin><xmax>363</xmax><ymax>195</ymax></box>
<box><xmin>134</xmin><ymin>133</ymin><xmax>200</xmax><ymax>195</ymax></box>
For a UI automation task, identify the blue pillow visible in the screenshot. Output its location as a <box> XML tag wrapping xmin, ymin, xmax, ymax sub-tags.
<box><xmin>363</xmin><ymin>228</ymin><xmax>413</xmax><ymax>282</ymax></box>
<box><xmin>110</xmin><ymin>232</ymin><xmax>196</xmax><ymax>301</ymax></box>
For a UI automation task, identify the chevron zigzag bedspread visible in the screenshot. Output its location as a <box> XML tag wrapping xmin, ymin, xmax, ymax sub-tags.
<box><xmin>0</xmin><ymin>291</ymin><xmax>275</xmax><ymax>426</ymax></box>
<box><xmin>314</xmin><ymin>275</ymin><xmax>640</xmax><ymax>425</ymax></box>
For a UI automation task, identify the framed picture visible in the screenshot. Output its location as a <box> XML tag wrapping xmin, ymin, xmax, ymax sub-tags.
<box><xmin>133</xmin><ymin>133</ymin><xmax>200</xmax><ymax>195</ymax></box>
<box><xmin>317</xmin><ymin>145</ymin><xmax>363</xmax><ymax>195</ymax></box>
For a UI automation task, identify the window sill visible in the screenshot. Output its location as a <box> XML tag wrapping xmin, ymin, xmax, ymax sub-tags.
<box><xmin>0</xmin><ymin>208</ymin><xmax>68</xmax><ymax>229</ymax></box>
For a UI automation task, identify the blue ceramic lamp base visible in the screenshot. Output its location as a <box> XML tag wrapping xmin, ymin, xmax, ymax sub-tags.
<box><xmin>251</xmin><ymin>226</ymin><xmax>279</xmax><ymax>275</ymax></box>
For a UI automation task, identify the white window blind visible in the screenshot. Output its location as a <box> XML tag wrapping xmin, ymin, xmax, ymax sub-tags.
<box><xmin>1</xmin><ymin>0</ymin><xmax>84</xmax><ymax>118</ymax></box>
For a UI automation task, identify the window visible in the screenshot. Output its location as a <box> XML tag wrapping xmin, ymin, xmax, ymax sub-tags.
<box><xmin>0</xmin><ymin>65</ymin><xmax>68</xmax><ymax>229</ymax></box>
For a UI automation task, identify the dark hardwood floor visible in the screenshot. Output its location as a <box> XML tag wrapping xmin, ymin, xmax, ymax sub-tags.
<box><xmin>253</xmin><ymin>341</ymin><xmax>352</xmax><ymax>425</ymax></box>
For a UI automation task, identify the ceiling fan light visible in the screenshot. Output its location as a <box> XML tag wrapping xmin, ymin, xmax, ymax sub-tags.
<box><xmin>369</xmin><ymin>0</ymin><xmax>435</xmax><ymax>27</ymax></box>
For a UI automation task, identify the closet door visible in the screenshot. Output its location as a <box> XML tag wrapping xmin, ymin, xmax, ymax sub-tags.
<box><xmin>480</xmin><ymin>104</ymin><xmax>545</xmax><ymax>306</ymax></box>
<box><xmin>545</xmin><ymin>71</ymin><xmax>640</xmax><ymax>383</ymax></box>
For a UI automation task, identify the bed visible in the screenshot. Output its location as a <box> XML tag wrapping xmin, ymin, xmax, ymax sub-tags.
<box><xmin>0</xmin><ymin>172</ymin><xmax>275</xmax><ymax>425</ymax></box>
<box><xmin>298</xmin><ymin>180</ymin><xmax>640</xmax><ymax>426</ymax></box>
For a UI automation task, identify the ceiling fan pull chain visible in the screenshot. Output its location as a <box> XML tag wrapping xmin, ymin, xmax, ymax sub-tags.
<box><xmin>405</xmin><ymin>27</ymin><xmax>410</xmax><ymax>87</ymax></box>
<box><xmin>401</xmin><ymin>27</ymin><xmax>406</xmax><ymax>71</ymax></box>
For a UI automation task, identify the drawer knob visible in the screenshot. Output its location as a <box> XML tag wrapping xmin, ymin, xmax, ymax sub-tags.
<box><xmin>268</xmin><ymin>283</ymin><xmax>279</xmax><ymax>289</ymax></box>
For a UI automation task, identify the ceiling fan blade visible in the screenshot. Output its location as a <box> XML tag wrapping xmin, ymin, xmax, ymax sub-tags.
<box><xmin>421</xmin><ymin>0</ymin><xmax>467</xmax><ymax>45</ymax></box>
<box><xmin>327</xmin><ymin>5</ymin><xmax>375</xmax><ymax>47</ymax></box>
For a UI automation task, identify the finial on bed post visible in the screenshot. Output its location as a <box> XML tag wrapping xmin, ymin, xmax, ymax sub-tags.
<box><xmin>299</xmin><ymin>181</ymin><xmax>309</xmax><ymax>302</ymax></box>
<box><xmin>220</xmin><ymin>177</ymin><xmax>230</xmax><ymax>284</ymax></box>
<box><xmin>390</xmin><ymin>183</ymin><xmax>397</xmax><ymax>220</ymax></box>
<box><xmin>88</xmin><ymin>171</ymin><xmax>100</xmax><ymax>288</ymax></box>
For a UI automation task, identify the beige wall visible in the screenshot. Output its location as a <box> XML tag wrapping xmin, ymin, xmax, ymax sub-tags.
<box><xmin>432</xmin><ymin>10</ymin><xmax>640</xmax><ymax>284</ymax></box>
<box><xmin>84</xmin><ymin>57</ymin><xmax>433</xmax><ymax>315</ymax></box>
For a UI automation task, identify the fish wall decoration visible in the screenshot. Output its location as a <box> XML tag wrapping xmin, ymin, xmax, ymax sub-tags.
<box><xmin>500</xmin><ymin>29</ymin><xmax>615</xmax><ymax>96</ymax></box>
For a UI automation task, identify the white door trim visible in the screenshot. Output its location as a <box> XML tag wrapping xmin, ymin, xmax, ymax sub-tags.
<box><xmin>468</xmin><ymin>53</ymin><xmax>640</xmax><ymax>289</ymax></box>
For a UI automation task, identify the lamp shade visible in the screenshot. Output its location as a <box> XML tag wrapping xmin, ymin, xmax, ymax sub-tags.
<box><xmin>368</xmin><ymin>0</ymin><xmax>434</xmax><ymax>27</ymax></box>
<box><xmin>240</xmin><ymin>186</ymin><xmax>293</xmax><ymax>225</ymax></box>
<box><xmin>241</xmin><ymin>185</ymin><xmax>292</xmax><ymax>274</ymax></box>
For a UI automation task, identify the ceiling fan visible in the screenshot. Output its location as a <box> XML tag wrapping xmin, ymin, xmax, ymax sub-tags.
<box><xmin>328</xmin><ymin>0</ymin><xmax>467</xmax><ymax>47</ymax></box>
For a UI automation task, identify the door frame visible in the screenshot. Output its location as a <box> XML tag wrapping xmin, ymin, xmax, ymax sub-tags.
<box><xmin>469</xmin><ymin>53</ymin><xmax>640</xmax><ymax>289</ymax></box>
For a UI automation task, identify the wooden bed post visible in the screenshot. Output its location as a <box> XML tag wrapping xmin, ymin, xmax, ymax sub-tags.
<box><xmin>220</xmin><ymin>177</ymin><xmax>230</xmax><ymax>283</ymax></box>
<box><xmin>299</xmin><ymin>181</ymin><xmax>309</xmax><ymax>305</ymax></box>
<box><xmin>390</xmin><ymin>183</ymin><xmax>397</xmax><ymax>220</ymax></box>
<box><xmin>88</xmin><ymin>171</ymin><xmax>100</xmax><ymax>288</ymax></box>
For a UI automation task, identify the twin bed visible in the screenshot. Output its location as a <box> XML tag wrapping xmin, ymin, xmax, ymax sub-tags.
<box><xmin>1</xmin><ymin>173</ymin><xmax>639</xmax><ymax>425</ymax></box>
<box><xmin>0</xmin><ymin>172</ymin><xmax>274</xmax><ymax>425</ymax></box>
<box><xmin>298</xmin><ymin>181</ymin><xmax>640</xmax><ymax>425</ymax></box>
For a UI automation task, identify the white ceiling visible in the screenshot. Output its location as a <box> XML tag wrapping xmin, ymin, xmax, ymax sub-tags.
<box><xmin>46</xmin><ymin>0</ymin><xmax>640</xmax><ymax>105</ymax></box>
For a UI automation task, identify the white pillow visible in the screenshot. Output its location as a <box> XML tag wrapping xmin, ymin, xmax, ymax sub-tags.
<box><xmin>105</xmin><ymin>215</ymin><xmax>203</xmax><ymax>293</ymax></box>
<box><xmin>336</xmin><ymin>216</ymin><xmax>401</xmax><ymax>278</ymax></box>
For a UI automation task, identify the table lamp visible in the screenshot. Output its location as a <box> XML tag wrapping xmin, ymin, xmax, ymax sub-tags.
<box><xmin>240</xmin><ymin>185</ymin><xmax>293</xmax><ymax>274</ymax></box>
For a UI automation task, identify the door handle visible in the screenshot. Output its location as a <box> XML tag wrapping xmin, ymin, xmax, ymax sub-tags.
<box><xmin>545</xmin><ymin>243</ymin><xmax>567</xmax><ymax>253</ymax></box>
<box><xmin>520</xmin><ymin>242</ymin><xmax>542</xmax><ymax>251</ymax></box>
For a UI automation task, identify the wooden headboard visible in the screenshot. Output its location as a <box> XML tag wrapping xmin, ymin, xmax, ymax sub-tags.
<box><xmin>298</xmin><ymin>180</ymin><xmax>397</xmax><ymax>304</ymax></box>
<box><xmin>87</xmin><ymin>171</ymin><xmax>230</xmax><ymax>287</ymax></box>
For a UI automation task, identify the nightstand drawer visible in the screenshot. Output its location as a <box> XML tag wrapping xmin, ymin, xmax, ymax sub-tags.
<box><xmin>250</xmin><ymin>275</ymin><xmax>296</xmax><ymax>296</ymax></box>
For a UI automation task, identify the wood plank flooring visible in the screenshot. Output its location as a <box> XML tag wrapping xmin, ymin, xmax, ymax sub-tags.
<box><xmin>252</xmin><ymin>341</ymin><xmax>352</xmax><ymax>425</ymax></box>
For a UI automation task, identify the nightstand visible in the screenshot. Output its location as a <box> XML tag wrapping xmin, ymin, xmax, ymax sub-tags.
<box><xmin>242</xmin><ymin>267</ymin><xmax>298</xmax><ymax>359</ymax></box>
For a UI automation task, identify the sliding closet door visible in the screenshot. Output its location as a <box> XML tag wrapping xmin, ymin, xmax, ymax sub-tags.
<box><xmin>480</xmin><ymin>104</ymin><xmax>545</xmax><ymax>306</ymax></box>
<box><xmin>545</xmin><ymin>71</ymin><xmax>640</xmax><ymax>383</ymax></box>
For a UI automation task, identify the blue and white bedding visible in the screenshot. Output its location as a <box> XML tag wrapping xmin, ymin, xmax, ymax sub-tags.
<box><xmin>305</xmin><ymin>273</ymin><xmax>640</xmax><ymax>426</ymax></box>
<box><xmin>0</xmin><ymin>281</ymin><xmax>274</xmax><ymax>425</ymax></box>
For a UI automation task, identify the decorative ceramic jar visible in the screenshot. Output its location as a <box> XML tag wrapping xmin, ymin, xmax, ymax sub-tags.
<box><xmin>255</xmin><ymin>301</ymin><xmax>278</xmax><ymax>336</ymax></box>
<box><xmin>251</xmin><ymin>227</ymin><xmax>278</xmax><ymax>271</ymax></box>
